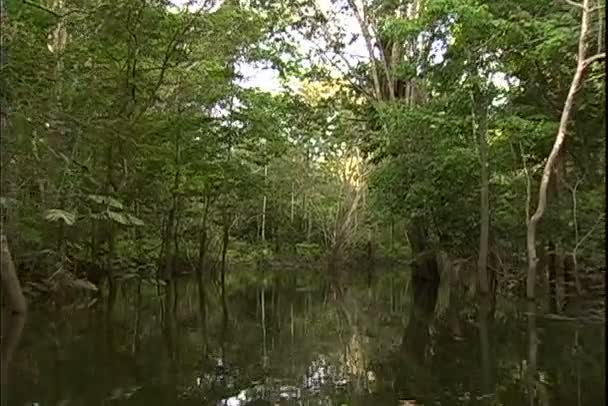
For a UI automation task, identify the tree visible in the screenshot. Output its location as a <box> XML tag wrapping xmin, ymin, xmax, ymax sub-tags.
<box><xmin>525</xmin><ymin>0</ymin><xmax>605</xmax><ymax>299</ymax></box>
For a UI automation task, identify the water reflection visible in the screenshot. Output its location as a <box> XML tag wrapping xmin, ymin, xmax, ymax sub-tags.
<box><xmin>4</xmin><ymin>267</ymin><xmax>606</xmax><ymax>405</ymax></box>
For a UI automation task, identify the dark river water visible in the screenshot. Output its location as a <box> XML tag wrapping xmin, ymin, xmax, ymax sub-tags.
<box><xmin>1</xmin><ymin>268</ymin><xmax>605</xmax><ymax>405</ymax></box>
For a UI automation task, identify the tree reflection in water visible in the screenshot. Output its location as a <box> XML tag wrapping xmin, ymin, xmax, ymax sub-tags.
<box><xmin>3</xmin><ymin>268</ymin><xmax>605</xmax><ymax>405</ymax></box>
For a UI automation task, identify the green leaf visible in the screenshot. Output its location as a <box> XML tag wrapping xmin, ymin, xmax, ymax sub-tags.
<box><xmin>44</xmin><ymin>209</ymin><xmax>77</xmax><ymax>225</ymax></box>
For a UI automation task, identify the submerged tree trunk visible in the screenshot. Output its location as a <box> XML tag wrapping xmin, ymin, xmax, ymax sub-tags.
<box><xmin>0</xmin><ymin>235</ymin><xmax>27</xmax><ymax>314</ymax></box>
<box><xmin>526</xmin><ymin>0</ymin><xmax>604</xmax><ymax>299</ymax></box>
<box><xmin>478</xmin><ymin>295</ymin><xmax>493</xmax><ymax>396</ymax></box>
<box><xmin>0</xmin><ymin>311</ymin><xmax>26</xmax><ymax>389</ymax></box>
<box><xmin>526</xmin><ymin>301</ymin><xmax>538</xmax><ymax>406</ymax></box>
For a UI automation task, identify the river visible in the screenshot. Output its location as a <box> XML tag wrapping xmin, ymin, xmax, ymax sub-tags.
<box><xmin>1</xmin><ymin>267</ymin><xmax>605</xmax><ymax>405</ymax></box>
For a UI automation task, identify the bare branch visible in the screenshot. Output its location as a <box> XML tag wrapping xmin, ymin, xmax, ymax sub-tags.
<box><xmin>574</xmin><ymin>213</ymin><xmax>604</xmax><ymax>250</ymax></box>
<box><xmin>582</xmin><ymin>52</ymin><xmax>606</xmax><ymax>67</ymax></box>
<box><xmin>346</xmin><ymin>0</ymin><xmax>383</xmax><ymax>100</ymax></box>
<box><xmin>316</xmin><ymin>51</ymin><xmax>374</xmax><ymax>99</ymax></box>
<box><xmin>565</xmin><ymin>0</ymin><xmax>585</xmax><ymax>9</ymax></box>
<box><xmin>22</xmin><ymin>0</ymin><xmax>62</xmax><ymax>17</ymax></box>
<box><xmin>366</xmin><ymin>12</ymin><xmax>395</xmax><ymax>99</ymax></box>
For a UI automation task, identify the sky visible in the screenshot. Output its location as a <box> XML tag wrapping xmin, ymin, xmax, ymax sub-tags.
<box><xmin>169</xmin><ymin>0</ymin><xmax>366</xmax><ymax>94</ymax></box>
<box><xmin>168</xmin><ymin>0</ymin><xmax>510</xmax><ymax>97</ymax></box>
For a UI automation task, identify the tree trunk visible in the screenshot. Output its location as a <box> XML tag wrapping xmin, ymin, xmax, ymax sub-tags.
<box><xmin>0</xmin><ymin>235</ymin><xmax>27</xmax><ymax>314</ymax></box>
<box><xmin>473</xmin><ymin>93</ymin><xmax>490</xmax><ymax>295</ymax></box>
<box><xmin>347</xmin><ymin>0</ymin><xmax>383</xmax><ymax>100</ymax></box>
<box><xmin>104</xmin><ymin>144</ymin><xmax>117</xmax><ymax>289</ymax></box>
<box><xmin>526</xmin><ymin>301</ymin><xmax>538</xmax><ymax>406</ymax></box>
<box><xmin>261</xmin><ymin>165</ymin><xmax>267</xmax><ymax>242</ymax></box>
<box><xmin>478</xmin><ymin>296</ymin><xmax>492</xmax><ymax>396</ymax></box>
<box><xmin>290</xmin><ymin>182</ymin><xmax>295</xmax><ymax>223</ymax></box>
<box><xmin>0</xmin><ymin>311</ymin><xmax>26</xmax><ymax>388</ymax></box>
<box><xmin>162</xmin><ymin>208</ymin><xmax>175</xmax><ymax>280</ymax></box>
<box><xmin>220</xmin><ymin>213</ymin><xmax>230</xmax><ymax>289</ymax></box>
<box><xmin>197</xmin><ymin>197</ymin><xmax>211</xmax><ymax>276</ymax></box>
<box><xmin>407</xmin><ymin>219</ymin><xmax>439</xmax><ymax>283</ymax></box>
<box><xmin>163</xmin><ymin>128</ymin><xmax>181</xmax><ymax>280</ymax></box>
<box><xmin>526</xmin><ymin>0</ymin><xmax>602</xmax><ymax>299</ymax></box>
<box><xmin>548</xmin><ymin>241</ymin><xmax>557</xmax><ymax>312</ymax></box>
<box><xmin>389</xmin><ymin>217</ymin><xmax>395</xmax><ymax>252</ymax></box>
<box><xmin>563</xmin><ymin>254</ymin><xmax>574</xmax><ymax>305</ymax></box>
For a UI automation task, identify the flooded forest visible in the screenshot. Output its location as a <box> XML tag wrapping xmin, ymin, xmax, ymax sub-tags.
<box><xmin>1</xmin><ymin>0</ymin><xmax>605</xmax><ymax>405</ymax></box>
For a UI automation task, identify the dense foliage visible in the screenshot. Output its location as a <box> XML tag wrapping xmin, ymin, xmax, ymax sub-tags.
<box><xmin>0</xmin><ymin>0</ymin><xmax>605</xmax><ymax>302</ymax></box>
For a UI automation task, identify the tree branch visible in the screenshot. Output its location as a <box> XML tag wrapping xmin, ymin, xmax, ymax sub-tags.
<box><xmin>22</xmin><ymin>0</ymin><xmax>61</xmax><ymax>17</ymax></box>
<box><xmin>574</xmin><ymin>213</ymin><xmax>604</xmax><ymax>251</ymax></box>
<box><xmin>565</xmin><ymin>0</ymin><xmax>605</xmax><ymax>11</ymax></box>
<box><xmin>346</xmin><ymin>0</ymin><xmax>383</xmax><ymax>100</ymax></box>
<box><xmin>582</xmin><ymin>52</ymin><xmax>606</xmax><ymax>67</ymax></box>
<box><xmin>526</xmin><ymin>0</ymin><xmax>594</xmax><ymax>299</ymax></box>
<box><xmin>565</xmin><ymin>0</ymin><xmax>585</xmax><ymax>9</ymax></box>
<box><xmin>22</xmin><ymin>0</ymin><xmax>97</xmax><ymax>19</ymax></box>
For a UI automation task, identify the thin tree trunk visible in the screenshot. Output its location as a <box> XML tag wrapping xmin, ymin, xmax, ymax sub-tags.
<box><xmin>389</xmin><ymin>217</ymin><xmax>395</xmax><ymax>252</ymax></box>
<box><xmin>567</xmin><ymin>179</ymin><xmax>585</xmax><ymax>296</ymax></box>
<box><xmin>131</xmin><ymin>278</ymin><xmax>142</xmax><ymax>355</ymax></box>
<box><xmin>163</xmin><ymin>128</ymin><xmax>181</xmax><ymax>280</ymax></box>
<box><xmin>472</xmin><ymin>91</ymin><xmax>490</xmax><ymax>294</ymax></box>
<box><xmin>220</xmin><ymin>213</ymin><xmax>229</xmax><ymax>288</ymax></box>
<box><xmin>0</xmin><ymin>235</ymin><xmax>27</xmax><ymax>314</ymax></box>
<box><xmin>307</xmin><ymin>213</ymin><xmax>312</xmax><ymax>242</ymax></box>
<box><xmin>261</xmin><ymin>165</ymin><xmax>268</xmax><ymax>242</ymax></box>
<box><xmin>173</xmin><ymin>207</ymin><xmax>181</xmax><ymax>272</ymax></box>
<box><xmin>526</xmin><ymin>0</ymin><xmax>604</xmax><ymax>299</ymax></box>
<box><xmin>104</xmin><ymin>144</ymin><xmax>117</xmax><ymax>289</ymax></box>
<box><xmin>290</xmin><ymin>182</ymin><xmax>295</xmax><ymax>223</ymax></box>
<box><xmin>197</xmin><ymin>196</ymin><xmax>211</xmax><ymax>275</ymax></box>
